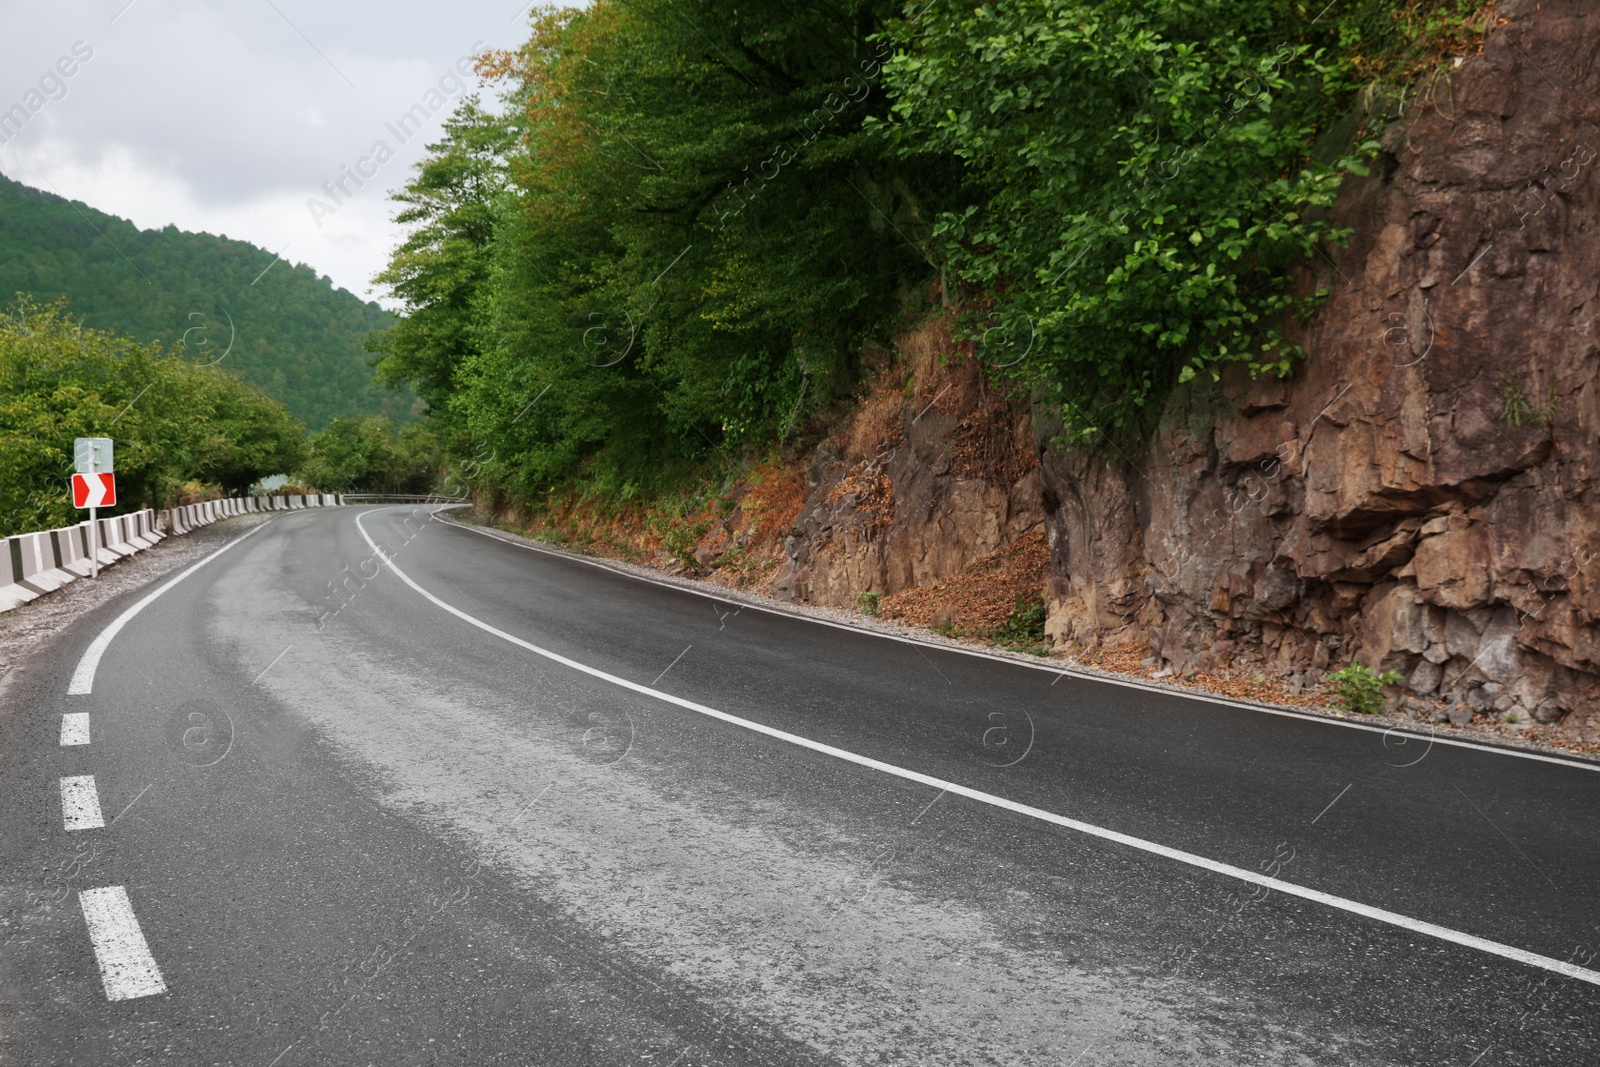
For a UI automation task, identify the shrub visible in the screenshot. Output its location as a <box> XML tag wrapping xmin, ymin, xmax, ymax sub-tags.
<box><xmin>1327</xmin><ymin>662</ymin><xmax>1404</xmax><ymax>715</ymax></box>
<box><xmin>661</xmin><ymin>519</ymin><xmax>710</xmax><ymax>571</ymax></box>
<box><xmin>858</xmin><ymin>590</ymin><xmax>882</xmax><ymax>616</ymax></box>
<box><xmin>991</xmin><ymin>596</ymin><xmax>1049</xmax><ymax>655</ymax></box>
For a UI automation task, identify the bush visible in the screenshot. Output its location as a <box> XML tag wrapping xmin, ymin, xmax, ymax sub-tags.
<box><xmin>1327</xmin><ymin>662</ymin><xmax>1404</xmax><ymax>715</ymax></box>
<box><xmin>660</xmin><ymin>518</ymin><xmax>710</xmax><ymax>571</ymax></box>
<box><xmin>0</xmin><ymin>297</ymin><xmax>306</xmax><ymax>535</ymax></box>
<box><xmin>858</xmin><ymin>590</ymin><xmax>882</xmax><ymax>616</ymax></box>
<box><xmin>991</xmin><ymin>596</ymin><xmax>1049</xmax><ymax>655</ymax></box>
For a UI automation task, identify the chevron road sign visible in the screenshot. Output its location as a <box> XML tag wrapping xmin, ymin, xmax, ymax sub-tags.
<box><xmin>72</xmin><ymin>473</ymin><xmax>117</xmax><ymax>508</ymax></box>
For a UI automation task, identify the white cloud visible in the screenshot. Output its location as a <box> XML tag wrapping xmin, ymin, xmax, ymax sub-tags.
<box><xmin>0</xmin><ymin>0</ymin><xmax>529</xmax><ymax>305</ymax></box>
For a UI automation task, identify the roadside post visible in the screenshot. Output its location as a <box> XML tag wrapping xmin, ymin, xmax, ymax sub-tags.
<box><xmin>72</xmin><ymin>438</ymin><xmax>115</xmax><ymax>579</ymax></box>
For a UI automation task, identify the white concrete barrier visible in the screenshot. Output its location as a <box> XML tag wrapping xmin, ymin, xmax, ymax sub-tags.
<box><xmin>0</xmin><ymin>499</ymin><xmax>283</xmax><ymax>612</ymax></box>
<box><xmin>96</xmin><ymin>515</ymin><xmax>137</xmax><ymax>559</ymax></box>
<box><xmin>126</xmin><ymin>512</ymin><xmax>158</xmax><ymax>550</ymax></box>
<box><xmin>0</xmin><ymin>493</ymin><xmax>409</xmax><ymax>613</ymax></box>
<box><xmin>2</xmin><ymin>531</ymin><xmax>71</xmax><ymax>607</ymax></box>
<box><xmin>58</xmin><ymin>523</ymin><xmax>95</xmax><ymax>578</ymax></box>
<box><xmin>0</xmin><ymin>508</ymin><xmax>154</xmax><ymax>608</ymax></box>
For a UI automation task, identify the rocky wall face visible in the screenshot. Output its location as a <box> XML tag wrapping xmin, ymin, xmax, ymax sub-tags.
<box><xmin>776</xmin><ymin>414</ymin><xmax>1043</xmax><ymax>607</ymax></box>
<box><xmin>1038</xmin><ymin>0</ymin><xmax>1600</xmax><ymax>738</ymax></box>
<box><xmin>774</xmin><ymin>323</ymin><xmax>1043</xmax><ymax>609</ymax></box>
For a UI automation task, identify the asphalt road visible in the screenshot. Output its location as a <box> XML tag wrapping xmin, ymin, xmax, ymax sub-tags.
<box><xmin>3</xmin><ymin>505</ymin><xmax>1599</xmax><ymax>1066</ymax></box>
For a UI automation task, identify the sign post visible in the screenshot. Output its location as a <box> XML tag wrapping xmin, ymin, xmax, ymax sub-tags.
<box><xmin>73</xmin><ymin>438</ymin><xmax>114</xmax><ymax>579</ymax></box>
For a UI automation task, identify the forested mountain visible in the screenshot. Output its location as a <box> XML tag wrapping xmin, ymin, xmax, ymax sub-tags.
<box><xmin>0</xmin><ymin>172</ymin><xmax>407</xmax><ymax>429</ymax></box>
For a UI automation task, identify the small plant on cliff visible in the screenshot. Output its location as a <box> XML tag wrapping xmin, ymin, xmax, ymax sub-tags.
<box><xmin>1500</xmin><ymin>372</ymin><xmax>1559</xmax><ymax>428</ymax></box>
<box><xmin>1327</xmin><ymin>663</ymin><xmax>1405</xmax><ymax>715</ymax></box>
<box><xmin>858</xmin><ymin>590</ymin><xmax>882</xmax><ymax>616</ymax></box>
<box><xmin>661</xmin><ymin>519</ymin><xmax>710</xmax><ymax>572</ymax></box>
<box><xmin>991</xmin><ymin>597</ymin><xmax>1049</xmax><ymax>656</ymax></box>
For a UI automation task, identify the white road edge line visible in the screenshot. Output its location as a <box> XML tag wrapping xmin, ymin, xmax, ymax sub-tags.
<box><xmin>60</xmin><ymin>712</ymin><xmax>91</xmax><ymax>746</ymax></box>
<box><xmin>442</xmin><ymin>515</ymin><xmax>1600</xmax><ymax>775</ymax></box>
<box><xmin>358</xmin><ymin>510</ymin><xmax>1600</xmax><ymax>989</ymax></box>
<box><xmin>67</xmin><ymin>520</ymin><xmax>273</xmax><ymax>695</ymax></box>
<box><xmin>60</xmin><ymin>774</ymin><xmax>105</xmax><ymax>830</ymax></box>
<box><xmin>78</xmin><ymin>886</ymin><xmax>168</xmax><ymax>1000</ymax></box>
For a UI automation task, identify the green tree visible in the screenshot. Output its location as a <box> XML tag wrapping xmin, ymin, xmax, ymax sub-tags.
<box><xmin>875</xmin><ymin>0</ymin><xmax>1375</xmax><ymax>440</ymax></box>
<box><xmin>377</xmin><ymin>1</ymin><xmax>944</xmax><ymax>504</ymax></box>
<box><xmin>296</xmin><ymin>416</ymin><xmax>441</xmax><ymax>494</ymax></box>
<box><xmin>0</xmin><ymin>297</ymin><xmax>308</xmax><ymax>535</ymax></box>
<box><xmin>368</xmin><ymin>97</ymin><xmax>517</xmax><ymax>438</ymax></box>
<box><xmin>190</xmin><ymin>377</ymin><xmax>310</xmax><ymax>497</ymax></box>
<box><xmin>373</xmin><ymin>0</ymin><xmax>1479</xmax><ymax>508</ymax></box>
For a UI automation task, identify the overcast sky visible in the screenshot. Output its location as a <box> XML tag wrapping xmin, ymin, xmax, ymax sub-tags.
<box><xmin>0</xmin><ymin>0</ymin><xmax>535</xmax><ymax>307</ymax></box>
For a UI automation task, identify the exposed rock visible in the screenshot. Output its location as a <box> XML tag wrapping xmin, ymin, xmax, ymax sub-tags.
<box><xmin>776</xmin><ymin>317</ymin><xmax>1044</xmax><ymax>609</ymax></box>
<box><xmin>1034</xmin><ymin>0</ymin><xmax>1600</xmax><ymax>734</ymax></box>
<box><xmin>1407</xmin><ymin>657</ymin><xmax>1443</xmax><ymax>696</ymax></box>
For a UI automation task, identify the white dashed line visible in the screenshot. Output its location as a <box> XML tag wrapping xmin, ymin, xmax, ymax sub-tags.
<box><xmin>60</xmin><ymin>713</ymin><xmax>91</xmax><ymax>746</ymax></box>
<box><xmin>78</xmin><ymin>886</ymin><xmax>168</xmax><ymax>1000</ymax></box>
<box><xmin>359</xmin><ymin>509</ymin><xmax>1600</xmax><ymax>989</ymax></box>
<box><xmin>60</xmin><ymin>775</ymin><xmax>105</xmax><ymax>830</ymax></box>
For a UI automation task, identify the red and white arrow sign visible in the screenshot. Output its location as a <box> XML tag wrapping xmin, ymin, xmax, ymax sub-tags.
<box><xmin>72</xmin><ymin>472</ymin><xmax>116</xmax><ymax>508</ymax></box>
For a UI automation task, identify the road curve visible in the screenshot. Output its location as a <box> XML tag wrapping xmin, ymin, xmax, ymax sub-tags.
<box><xmin>2</xmin><ymin>504</ymin><xmax>1597</xmax><ymax>1066</ymax></box>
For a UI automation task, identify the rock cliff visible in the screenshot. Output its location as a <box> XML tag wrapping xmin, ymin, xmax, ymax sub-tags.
<box><xmin>776</xmin><ymin>317</ymin><xmax>1044</xmax><ymax>615</ymax></box>
<box><xmin>524</xmin><ymin>0</ymin><xmax>1597</xmax><ymax>743</ymax></box>
<box><xmin>1033</xmin><ymin>0</ymin><xmax>1600</xmax><ymax>738</ymax></box>
<box><xmin>768</xmin><ymin>0</ymin><xmax>1600</xmax><ymax>740</ymax></box>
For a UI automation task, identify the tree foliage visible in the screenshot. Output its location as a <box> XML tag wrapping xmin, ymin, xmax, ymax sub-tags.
<box><xmin>295</xmin><ymin>417</ymin><xmax>442</xmax><ymax>494</ymax></box>
<box><xmin>368</xmin><ymin>98</ymin><xmax>515</xmax><ymax>428</ymax></box>
<box><xmin>374</xmin><ymin>1</ymin><xmax>945</xmax><ymax>501</ymax></box>
<box><xmin>876</xmin><ymin>0</ymin><xmax>1384</xmax><ymax>439</ymax></box>
<box><xmin>374</xmin><ymin>1</ymin><xmax>1483</xmax><ymax>501</ymax></box>
<box><xmin>0</xmin><ymin>298</ymin><xmax>307</xmax><ymax>536</ymax></box>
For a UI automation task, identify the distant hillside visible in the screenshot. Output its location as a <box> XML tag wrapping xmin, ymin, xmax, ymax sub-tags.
<box><xmin>0</xmin><ymin>173</ymin><xmax>409</xmax><ymax>429</ymax></box>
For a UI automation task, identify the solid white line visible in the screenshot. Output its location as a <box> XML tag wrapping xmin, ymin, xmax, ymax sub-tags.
<box><xmin>78</xmin><ymin>886</ymin><xmax>167</xmax><ymax>1000</ymax></box>
<box><xmin>60</xmin><ymin>712</ymin><xmax>91</xmax><ymax>746</ymax></box>
<box><xmin>68</xmin><ymin>521</ymin><xmax>272</xmax><ymax>695</ymax></box>
<box><xmin>60</xmin><ymin>775</ymin><xmax>106</xmax><ymax>830</ymax></box>
<box><xmin>441</xmin><ymin>517</ymin><xmax>1600</xmax><ymax>775</ymax></box>
<box><xmin>357</xmin><ymin>511</ymin><xmax>1600</xmax><ymax>988</ymax></box>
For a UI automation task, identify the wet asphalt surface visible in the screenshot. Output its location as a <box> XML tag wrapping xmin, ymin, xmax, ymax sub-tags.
<box><xmin>2</xmin><ymin>505</ymin><xmax>1598</xmax><ymax>1066</ymax></box>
